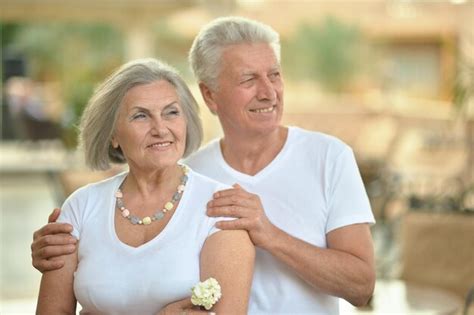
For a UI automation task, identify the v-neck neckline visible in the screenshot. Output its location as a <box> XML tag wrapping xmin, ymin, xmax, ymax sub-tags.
<box><xmin>214</xmin><ymin>127</ymin><xmax>293</xmax><ymax>183</ymax></box>
<box><xmin>108</xmin><ymin>169</ymin><xmax>193</xmax><ymax>252</ymax></box>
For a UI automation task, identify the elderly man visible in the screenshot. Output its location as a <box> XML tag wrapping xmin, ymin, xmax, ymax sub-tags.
<box><xmin>31</xmin><ymin>17</ymin><xmax>375</xmax><ymax>314</ymax></box>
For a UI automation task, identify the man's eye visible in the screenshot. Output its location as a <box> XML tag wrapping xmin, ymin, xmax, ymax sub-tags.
<box><xmin>269</xmin><ymin>72</ymin><xmax>280</xmax><ymax>80</ymax></box>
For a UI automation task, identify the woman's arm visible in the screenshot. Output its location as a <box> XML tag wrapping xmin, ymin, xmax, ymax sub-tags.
<box><xmin>200</xmin><ymin>230</ymin><xmax>255</xmax><ymax>314</ymax></box>
<box><xmin>36</xmin><ymin>244</ymin><xmax>78</xmax><ymax>314</ymax></box>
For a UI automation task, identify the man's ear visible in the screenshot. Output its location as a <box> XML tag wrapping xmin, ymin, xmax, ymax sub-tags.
<box><xmin>199</xmin><ymin>82</ymin><xmax>218</xmax><ymax>115</ymax></box>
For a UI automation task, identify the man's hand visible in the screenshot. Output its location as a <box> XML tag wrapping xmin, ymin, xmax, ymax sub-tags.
<box><xmin>206</xmin><ymin>184</ymin><xmax>278</xmax><ymax>249</ymax></box>
<box><xmin>158</xmin><ymin>298</ymin><xmax>214</xmax><ymax>315</ymax></box>
<box><xmin>31</xmin><ymin>208</ymin><xmax>77</xmax><ymax>273</ymax></box>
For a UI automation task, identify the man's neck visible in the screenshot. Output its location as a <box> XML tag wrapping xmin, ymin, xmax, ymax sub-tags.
<box><xmin>220</xmin><ymin>126</ymin><xmax>288</xmax><ymax>176</ymax></box>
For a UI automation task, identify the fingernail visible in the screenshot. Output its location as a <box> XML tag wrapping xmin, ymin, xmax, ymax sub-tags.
<box><xmin>208</xmin><ymin>312</ymin><xmax>216</xmax><ymax>315</ymax></box>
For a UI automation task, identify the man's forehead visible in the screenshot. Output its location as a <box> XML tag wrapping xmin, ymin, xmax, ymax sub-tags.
<box><xmin>222</xmin><ymin>47</ymin><xmax>279</xmax><ymax>65</ymax></box>
<box><xmin>222</xmin><ymin>42</ymin><xmax>276</xmax><ymax>58</ymax></box>
<box><xmin>240</xmin><ymin>64</ymin><xmax>280</xmax><ymax>75</ymax></box>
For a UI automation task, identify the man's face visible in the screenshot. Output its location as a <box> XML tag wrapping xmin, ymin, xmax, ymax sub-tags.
<box><xmin>206</xmin><ymin>42</ymin><xmax>284</xmax><ymax>138</ymax></box>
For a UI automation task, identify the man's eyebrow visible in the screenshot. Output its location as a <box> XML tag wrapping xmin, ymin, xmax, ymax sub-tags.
<box><xmin>241</xmin><ymin>71</ymin><xmax>255</xmax><ymax>77</ymax></box>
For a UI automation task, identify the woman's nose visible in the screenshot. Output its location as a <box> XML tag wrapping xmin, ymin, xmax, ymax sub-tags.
<box><xmin>150</xmin><ymin>118</ymin><xmax>168</xmax><ymax>137</ymax></box>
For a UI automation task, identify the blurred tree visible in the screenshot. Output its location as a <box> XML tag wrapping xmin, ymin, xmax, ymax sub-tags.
<box><xmin>152</xmin><ymin>21</ymin><xmax>192</xmax><ymax>79</ymax></box>
<box><xmin>287</xmin><ymin>17</ymin><xmax>368</xmax><ymax>93</ymax></box>
<box><xmin>6</xmin><ymin>22</ymin><xmax>124</xmax><ymax>147</ymax></box>
<box><xmin>453</xmin><ymin>39</ymin><xmax>474</xmax><ymax>183</ymax></box>
<box><xmin>453</xmin><ymin>52</ymin><xmax>474</xmax><ymax>111</ymax></box>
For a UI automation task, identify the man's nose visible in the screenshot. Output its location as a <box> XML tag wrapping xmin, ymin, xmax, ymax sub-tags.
<box><xmin>256</xmin><ymin>77</ymin><xmax>277</xmax><ymax>102</ymax></box>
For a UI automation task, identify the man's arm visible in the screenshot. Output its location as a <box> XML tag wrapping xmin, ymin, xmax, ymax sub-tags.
<box><xmin>31</xmin><ymin>208</ymin><xmax>77</xmax><ymax>272</ymax></box>
<box><xmin>263</xmin><ymin>222</ymin><xmax>374</xmax><ymax>306</ymax></box>
<box><xmin>36</xmin><ymin>244</ymin><xmax>78</xmax><ymax>314</ymax></box>
<box><xmin>207</xmin><ymin>185</ymin><xmax>375</xmax><ymax>306</ymax></box>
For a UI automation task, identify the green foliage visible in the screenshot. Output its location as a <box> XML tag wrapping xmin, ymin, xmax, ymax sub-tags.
<box><xmin>0</xmin><ymin>23</ymin><xmax>21</xmax><ymax>46</ymax></box>
<box><xmin>287</xmin><ymin>17</ymin><xmax>367</xmax><ymax>92</ymax></box>
<box><xmin>5</xmin><ymin>22</ymin><xmax>125</xmax><ymax>147</ymax></box>
<box><xmin>152</xmin><ymin>21</ymin><xmax>192</xmax><ymax>78</ymax></box>
<box><xmin>11</xmin><ymin>22</ymin><xmax>124</xmax><ymax>81</ymax></box>
<box><xmin>453</xmin><ymin>58</ymin><xmax>474</xmax><ymax>111</ymax></box>
<box><xmin>1</xmin><ymin>23</ymin><xmax>22</xmax><ymax>82</ymax></box>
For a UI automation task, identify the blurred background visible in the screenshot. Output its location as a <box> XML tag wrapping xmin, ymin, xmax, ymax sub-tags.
<box><xmin>1</xmin><ymin>0</ymin><xmax>473</xmax><ymax>314</ymax></box>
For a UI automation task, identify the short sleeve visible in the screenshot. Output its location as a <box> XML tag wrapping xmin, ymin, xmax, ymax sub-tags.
<box><xmin>326</xmin><ymin>146</ymin><xmax>375</xmax><ymax>233</ymax></box>
<box><xmin>206</xmin><ymin>184</ymin><xmax>236</xmax><ymax>237</ymax></box>
<box><xmin>57</xmin><ymin>188</ymin><xmax>86</xmax><ymax>240</ymax></box>
<box><xmin>207</xmin><ymin>216</ymin><xmax>236</xmax><ymax>237</ymax></box>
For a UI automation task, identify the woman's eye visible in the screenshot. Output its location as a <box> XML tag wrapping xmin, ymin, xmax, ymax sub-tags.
<box><xmin>165</xmin><ymin>109</ymin><xmax>180</xmax><ymax>117</ymax></box>
<box><xmin>131</xmin><ymin>113</ymin><xmax>146</xmax><ymax>120</ymax></box>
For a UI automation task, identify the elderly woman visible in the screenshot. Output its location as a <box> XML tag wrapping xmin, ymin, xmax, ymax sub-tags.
<box><xmin>36</xmin><ymin>58</ymin><xmax>255</xmax><ymax>314</ymax></box>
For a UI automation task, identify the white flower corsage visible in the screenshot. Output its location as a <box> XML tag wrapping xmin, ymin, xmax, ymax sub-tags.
<box><xmin>191</xmin><ymin>277</ymin><xmax>222</xmax><ymax>310</ymax></box>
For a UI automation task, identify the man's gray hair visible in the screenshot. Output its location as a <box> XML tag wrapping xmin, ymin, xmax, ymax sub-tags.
<box><xmin>79</xmin><ymin>58</ymin><xmax>203</xmax><ymax>170</ymax></box>
<box><xmin>189</xmin><ymin>16</ymin><xmax>281</xmax><ymax>91</ymax></box>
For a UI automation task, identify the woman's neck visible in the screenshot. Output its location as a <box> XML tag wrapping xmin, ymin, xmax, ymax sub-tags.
<box><xmin>124</xmin><ymin>164</ymin><xmax>181</xmax><ymax>199</ymax></box>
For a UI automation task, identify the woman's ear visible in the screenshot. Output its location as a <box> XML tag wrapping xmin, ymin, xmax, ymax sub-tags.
<box><xmin>111</xmin><ymin>136</ymin><xmax>119</xmax><ymax>149</ymax></box>
<box><xmin>199</xmin><ymin>82</ymin><xmax>217</xmax><ymax>115</ymax></box>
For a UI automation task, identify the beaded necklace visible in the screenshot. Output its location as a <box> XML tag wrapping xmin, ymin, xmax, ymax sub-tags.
<box><xmin>115</xmin><ymin>165</ymin><xmax>189</xmax><ymax>225</ymax></box>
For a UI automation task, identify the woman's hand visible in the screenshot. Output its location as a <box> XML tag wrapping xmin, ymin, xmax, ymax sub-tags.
<box><xmin>158</xmin><ymin>297</ymin><xmax>215</xmax><ymax>315</ymax></box>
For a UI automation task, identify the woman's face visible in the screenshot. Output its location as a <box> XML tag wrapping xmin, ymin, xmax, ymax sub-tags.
<box><xmin>112</xmin><ymin>80</ymin><xmax>187</xmax><ymax>172</ymax></box>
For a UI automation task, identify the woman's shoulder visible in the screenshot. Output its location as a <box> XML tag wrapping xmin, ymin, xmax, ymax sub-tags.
<box><xmin>186</xmin><ymin>167</ymin><xmax>230</xmax><ymax>192</ymax></box>
<box><xmin>65</xmin><ymin>171</ymin><xmax>127</xmax><ymax>203</ymax></box>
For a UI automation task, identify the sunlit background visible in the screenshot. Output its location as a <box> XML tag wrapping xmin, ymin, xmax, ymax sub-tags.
<box><xmin>1</xmin><ymin>0</ymin><xmax>473</xmax><ymax>314</ymax></box>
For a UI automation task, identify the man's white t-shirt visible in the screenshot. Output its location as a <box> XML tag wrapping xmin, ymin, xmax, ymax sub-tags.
<box><xmin>58</xmin><ymin>169</ymin><xmax>228</xmax><ymax>314</ymax></box>
<box><xmin>184</xmin><ymin>126</ymin><xmax>375</xmax><ymax>314</ymax></box>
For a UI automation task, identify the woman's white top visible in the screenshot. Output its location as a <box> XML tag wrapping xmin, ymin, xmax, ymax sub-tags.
<box><xmin>58</xmin><ymin>169</ymin><xmax>227</xmax><ymax>315</ymax></box>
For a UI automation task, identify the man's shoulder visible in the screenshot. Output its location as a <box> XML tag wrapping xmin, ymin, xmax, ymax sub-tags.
<box><xmin>289</xmin><ymin>126</ymin><xmax>349</xmax><ymax>153</ymax></box>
